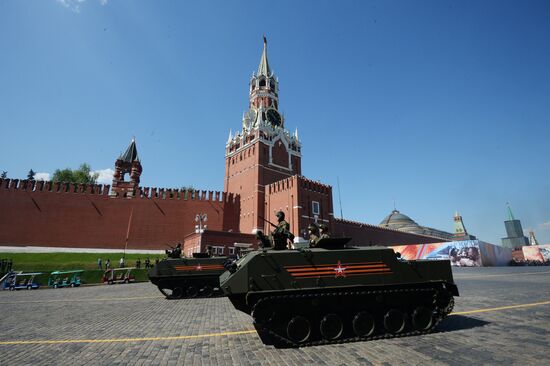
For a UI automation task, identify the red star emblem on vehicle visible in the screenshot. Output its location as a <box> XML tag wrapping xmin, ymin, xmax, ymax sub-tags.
<box><xmin>334</xmin><ymin>260</ymin><xmax>347</xmax><ymax>278</ymax></box>
<box><xmin>196</xmin><ymin>264</ymin><xmax>202</xmax><ymax>271</ymax></box>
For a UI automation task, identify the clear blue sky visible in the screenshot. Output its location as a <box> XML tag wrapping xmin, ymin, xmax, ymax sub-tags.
<box><xmin>1</xmin><ymin>0</ymin><xmax>549</xmax><ymax>244</ymax></box>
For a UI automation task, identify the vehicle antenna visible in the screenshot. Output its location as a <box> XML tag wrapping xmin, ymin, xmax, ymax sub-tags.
<box><xmin>337</xmin><ymin>176</ymin><xmax>344</xmax><ymax>219</ymax></box>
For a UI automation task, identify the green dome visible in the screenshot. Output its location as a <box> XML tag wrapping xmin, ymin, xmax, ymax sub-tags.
<box><xmin>379</xmin><ymin>210</ymin><xmax>423</xmax><ymax>233</ymax></box>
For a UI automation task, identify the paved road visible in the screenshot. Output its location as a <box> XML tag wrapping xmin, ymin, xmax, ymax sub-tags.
<box><xmin>1</xmin><ymin>266</ymin><xmax>549</xmax><ymax>366</ymax></box>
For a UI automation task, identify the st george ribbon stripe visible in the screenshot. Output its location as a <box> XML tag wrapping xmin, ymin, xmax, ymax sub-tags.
<box><xmin>284</xmin><ymin>261</ymin><xmax>385</xmax><ymax>269</ymax></box>
<box><xmin>289</xmin><ymin>268</ymin><xmax>393</xmax><ymax>277</ymax></box>
<box><xmin>286</xmin><ymin>264</ymin><xmax>389</xmax><ymax>273</ymax></box>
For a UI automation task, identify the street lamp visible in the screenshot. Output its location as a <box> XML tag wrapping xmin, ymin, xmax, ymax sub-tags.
<box><xmin>195</xmin><ymin>213</ymin><xmax>208</xmax><ymax>255</ymax></box>
<box><xmin>195</xmin><ymin>213</ymin><xmax>208</xmax><ymax>233</ymax></box>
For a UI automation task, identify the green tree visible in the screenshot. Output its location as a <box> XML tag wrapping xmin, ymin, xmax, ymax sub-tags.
<box><xmin>27</xmin><ymin>169</ymin><xmax>36</xmax><ymax>180</ymax></box>
<box><xmin>52</xmin><ymin>163</ymin><xmax>99</xmax><ymax>184</ymax></box>
<box><xmin>1</xmin><ymin>171</ymin><xmax>7</xmax><ymax>179</ymax></box>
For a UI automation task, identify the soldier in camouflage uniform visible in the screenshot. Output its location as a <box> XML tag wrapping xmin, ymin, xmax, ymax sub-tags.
<box><xmin>319</xmin><ymin>224</ymin><xmax>330</xmax><ymax>240</ymax></box>
<box><xmin>308</xmin><ymin>223</ymin><xmax>320</xmax><ymax>248</ymax></box>
<box><xmin>257</xmin><ymin>211</ymin><xmax>294</xmax><ymax>250</ymax></box>
<box><xmin>271</xmin><ymin>211</ymin><xmax>293</xmax><ymax>249</ymax></box>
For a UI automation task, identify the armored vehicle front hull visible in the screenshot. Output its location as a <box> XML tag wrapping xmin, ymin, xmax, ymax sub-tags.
<box><xmin>148</xmin><ymin>257</ymin><xmax>228</xmax><ymax>299</ymax></box>
<box><xmin>220</xmin><ymin>246</ymin><xmax>458</xmax><ymax>347</ymax></box>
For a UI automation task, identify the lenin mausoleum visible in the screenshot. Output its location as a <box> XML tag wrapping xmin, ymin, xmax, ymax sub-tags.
<box><xmin>0</xmin><ymin>39</ymin><xmax>449</xmax><ymax>256</ymax></box>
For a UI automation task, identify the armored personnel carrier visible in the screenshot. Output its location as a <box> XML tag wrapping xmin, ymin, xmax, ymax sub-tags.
<box><xmin>220</xmin><ymin>238</ymin><xmax>458</xmax><ymax>347</ymax></box>
<box><xmin>148</xmin><ymin>253</ymin><xmax>228</xmax><ymax>299</ymax></box>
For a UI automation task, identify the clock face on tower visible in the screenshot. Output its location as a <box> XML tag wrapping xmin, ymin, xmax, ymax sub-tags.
<box><xmin>266</xmin><ymin>109</ymin><xmax>282</xmax><ymax>127</ymax></box>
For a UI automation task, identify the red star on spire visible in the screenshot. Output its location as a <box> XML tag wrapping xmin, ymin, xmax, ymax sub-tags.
<box><xmin>334</xmin><ymin>260</ymin><xmax>347</xmax><ymax>278</ymax></box>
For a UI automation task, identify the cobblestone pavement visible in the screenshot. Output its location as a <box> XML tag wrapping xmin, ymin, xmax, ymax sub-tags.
<box><xmin>1</xmin><ymin>266</ymin><xmax>549</xmax><ymax>366</ymax></box>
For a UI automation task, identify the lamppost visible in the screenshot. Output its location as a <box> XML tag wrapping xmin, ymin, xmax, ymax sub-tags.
<box><xmin>195</xmin><ymin>213</ymin><xmax>208</xmax><ymax>233</ymax></box>
<box><xmin>195</xmin><ymin>213</ymin><xmax>208</xmax><ymax>254</ymax></box>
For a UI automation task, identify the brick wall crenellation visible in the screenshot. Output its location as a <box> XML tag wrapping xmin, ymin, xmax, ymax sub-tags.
<box><xmin>0</xmin><ymin>178</ymin><xmax>235</xmax><ymax>203</ymax></box>
<box><xmin>0</xmin><ymin>178</ymin><xmax>241</xmax><ymax>250</ymax></box>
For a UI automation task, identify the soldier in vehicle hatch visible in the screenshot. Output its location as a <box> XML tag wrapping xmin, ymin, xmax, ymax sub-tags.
<box><xmin>319</xmin><ymin>224</ymin><xmax>330</xmax><ymax>240</ymax></box>
<box><xmin>308</xmin><ymin>223</ymin><xmax>320</xmax><ymax>247</ymax></box>
<box><xmin>166</xmin><ymin>242</ymin><xmax>182</xmax><ymax>259</ymax></box>
<box><xmin>257</xmin><ymin>211</ymin><xmax>294</xmax><ymax>250</ymax></box>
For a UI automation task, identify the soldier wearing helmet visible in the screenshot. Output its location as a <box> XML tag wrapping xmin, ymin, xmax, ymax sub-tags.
<box><xmin>271</xmin><ymin>211</ymin><xmax>293</xmax><ymax>249</ymax></box>
<box><xmin>257</xmin><ymin>211</ymin><xmax>294</xmax><ymax>250</ymax></box>
<box><xmin>308</xmin><ymin>223</ymin><xmax>320</xmax><ymax>248</ymax></box>
<box><xmin>319</xmin><ymin>224</ymin><xmax>330</xmax><ymax>240</ymax></box>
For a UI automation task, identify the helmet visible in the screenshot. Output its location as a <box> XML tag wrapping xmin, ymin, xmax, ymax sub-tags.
<box><xmin>318</xmin><ymin>224</ymin><xmax>328</xmax><ymax>231</ymax></box>
<box><xmin>275</xmin><ymin>211</ymin><xmax>285</xmax><ymax>220</ymax></box>
<box><xmin>308</xmin><ymin>223</ymin><xmax>319</xmax><ymax>231</ymax></box>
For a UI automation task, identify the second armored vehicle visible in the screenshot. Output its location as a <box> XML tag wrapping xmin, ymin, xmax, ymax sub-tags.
<box><xmin>148</xmin><ymin>253</ymin><xmax>228</xmax><ymax>299</ymax></box>
<box><xmin>220</xmin><ymin>238</ymin><xmax>458</xmax><ymax>347</ymax></box>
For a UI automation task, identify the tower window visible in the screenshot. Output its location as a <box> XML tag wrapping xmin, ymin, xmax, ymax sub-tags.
<box><xmin>259</xmin><ymin>79</ymin><xmax>266</xmax><ymax>87</ymax></box>
<box><xmin>312</xmin><ymin>201</ymin><xmax>320</xmax><ymax>215</ymax></box>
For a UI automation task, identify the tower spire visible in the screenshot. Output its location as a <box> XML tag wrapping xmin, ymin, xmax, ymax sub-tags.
<box><xmin>257</xmin><ymin>36</ymin><xmax>271</xmax><ymax>77</ymax></box>
<box><xmin>119</xmin><ymin>138</ymin><xmax>140</xmax><ymax>163</ymax></box>
<box><xmin>506</xmin><ymin>202</ymin><xmax>515</xmax><ymax>221</ymax></box>
<box><xmin>112</xmin><ymin>138</ymin><xmax>142</xmax><ymax>198</ymax></box>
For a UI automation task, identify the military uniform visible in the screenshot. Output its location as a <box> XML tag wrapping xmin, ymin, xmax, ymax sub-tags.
<box><xmin>309</xmin><ymin>233</ymin><xmax>320</xmax><ymax>247</ymax></box>
<box><xmin>270</xmin><ymin>211</ymin><xmax>294</xmax><ymax>249</ymax></box>
<box><xmin>166</xmin><ymin>243</ymin><xmax>182</xmax><ymax>258</ymax></box>
<box><xmin>271</xmin><ymin>220</ymin><xmax>291</xmax><ymax>249</ymax></box>
<box><xmin>256</xmin><ymin>211</ymin><xmax>294</xmax><ymax>250</ymax></box>
<box><xmin>308</xmin><ymin>223</ymin><xmax>321</xmax><ymax>248</ymax></box>
<box><xmin>319</xmin><ymin>224</ymin><xmax>330</xmax><ymax>240</ymax></box>
<box><xmin>273</xmin><ymin>220</ymin><xmax>290</xmax><ymax>235</ymax></box>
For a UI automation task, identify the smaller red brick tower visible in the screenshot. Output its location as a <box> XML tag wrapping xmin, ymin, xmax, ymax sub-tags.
<box><xmin>111</xmin><ymin>138</ymin><xmax>142</xmax><ymax>198</ymax></box>
<box><xmin>225</xmin><ymin>37</ymin><xmax>302</xmax><ymax>233</ymax></box>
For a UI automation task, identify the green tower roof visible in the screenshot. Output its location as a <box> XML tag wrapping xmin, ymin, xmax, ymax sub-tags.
<box><xmin>506</xmin><ymin>203</ymin><xmax>515</xmax><ymax>221</ymax></box>
<box><xmin>119</xmin><ymin>138</ymin><xmax>140</xmax><ymax>163</ymax></box>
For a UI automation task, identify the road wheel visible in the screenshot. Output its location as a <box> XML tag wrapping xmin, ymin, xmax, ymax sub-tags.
<box><xmin>172</xmin><ymin>287</ymin><xmax>184</xmax><ymax>299</ymax></box>
<box><xmin>384</xmin><ymin>309</ymin><xmax>406</xmax><ymax>334</ymax></box>
<box><xmin>252</xmin><ymin>301</ymin><xmax>274</xmax><ymax>326</ymax></box>
<box><xmin>320</xmin><ymin>313</ymin><xmax>344</xmax><ymax>340</ymax></box>
<box><xmin>186</xmin><ymin>286</ymin><xmax>198</xmax><ymax>298</ymax></box>
<box><xmin>352</xmin><ymin>311</ymin><xmax>375</xmax><ymax>337</ymax></box>
<box><xmin>201</xmin><ymin>285</ymin><xmax>213</xmax><ymax>297</ymax></box>
<box><xmin>412</xmin><ymin>306</ymin><xmax>433</xmax><ymax>331</ymax></box>
<box><xmin>286</xmin><ymin>315</ymin><xmax>311</xmax><ymax>344</ymax></box>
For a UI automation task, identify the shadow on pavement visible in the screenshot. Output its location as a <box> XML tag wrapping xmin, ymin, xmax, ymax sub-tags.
<box><xmin>437</xmin><ymin>315</ymin><xmax>490</xmax><ymax>332</ymax></box>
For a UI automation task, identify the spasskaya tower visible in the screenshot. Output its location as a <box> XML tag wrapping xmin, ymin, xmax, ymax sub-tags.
<box><xmin>224</xmin><ymin>37</ymin><xmax>302</xmax><ymax>233</ymax></box>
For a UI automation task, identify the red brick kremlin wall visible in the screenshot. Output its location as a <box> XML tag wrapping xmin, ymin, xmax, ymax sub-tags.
<box><xmin>333</xmin><ymin>218</ymin><xmax>443</xmax><ymax>246</ymax></box>
<box><xmin>0</xmin><ymin>178</ymin><xmax>240</xmax><ymax>250</ymax></box>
